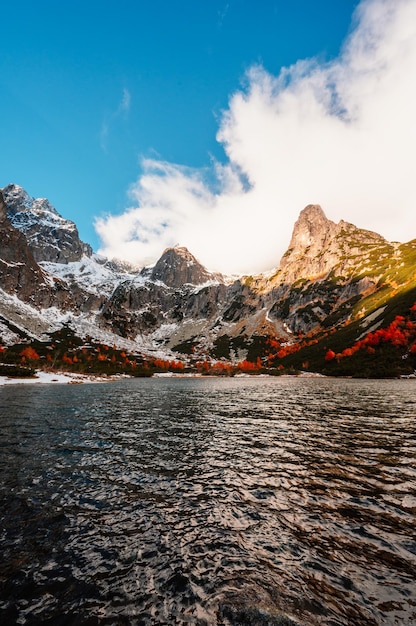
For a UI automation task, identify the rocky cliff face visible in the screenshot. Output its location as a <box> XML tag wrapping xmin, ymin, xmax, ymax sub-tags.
<box><xmin>279</xmin><ymin>204</ymin><xmax>387</xmax><ymax>283</ymax></box>
<box><xmin>0</xmin><ymin>190</ymin><xmax>72</xmax><ymax>309</ymax></box>
<box><xmin>147</xmin><ymin>246</ymin><xmax>219</xmax><ymax>288</ymax></box>
<box><xmin>241</xmin><ymin>204</ymin><xmax>396</xmax><ymax>335</ymax></box>
<box><xmin>101</xmin><ymin>247</ymin><xmax>227</xmax><ymax>344</ymax></box>
<box><xmin>2</xmin><ymin>184</ymin><xmax>92</xmax><ymax>263</ymax></box>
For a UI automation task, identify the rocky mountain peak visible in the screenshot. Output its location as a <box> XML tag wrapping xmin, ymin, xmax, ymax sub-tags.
<box><xmin>1</xmin><ymin>183</ymin><xmax>92</xmax><ymax>264</ymax></box>
<box><xmin>279</xmin><ymin>204</ymin><xmax>386</xmax><ymax>283</ymax></box>
<box><xmin>0</xmin><ymin>190</ymin><xmax>72</xmax><ymax>309</ymax></box>
<box><xmin>286</xmin><ymin>204</ymin><xmax>334</xmax><ymax>252</ymax></box>
<box><xmin>149</xmin><ymin>246</ymin><xmax>216</xmax><ymax>288</ymax></box>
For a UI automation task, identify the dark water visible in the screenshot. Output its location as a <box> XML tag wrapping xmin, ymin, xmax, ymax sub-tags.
<box><xmin>1</xmin><ymin>376</ymin><xmax>416</xmax><ymax>625</ymax></box>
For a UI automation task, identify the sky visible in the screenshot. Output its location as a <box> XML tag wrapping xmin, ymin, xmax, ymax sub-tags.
<box><xmin>1</xmin><ymin>0</ymin><xmax>415</xmax><ymax>274</ymax></box>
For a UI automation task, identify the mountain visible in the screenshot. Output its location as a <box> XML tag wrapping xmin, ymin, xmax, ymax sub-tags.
<box><xmin>0</xmin><ymin>190</ymin><xmax>72</xmax><ymax>310</ymax></box>
<box><xmin>147</xmin><ymin>245</ymin><xmax>220</xmax><ymax>287</ymax></box>
<box><xmin>2</xmin><ymin>184</ymin><xmax>92</xmax><ymax>263</ymax></box>
<box><xmin>256</xmin><ymin>203</ymin><xmax>396</xmax><ymax>335</ymax></box>
<box><xmin>101</xmin><ymin>246</ymin><xmax>227</xmax><ymax>347</ymax></box>
<box><xmin>1</xmin><ymin>183</ymin><xmax>416</xmax><ymax>377</ymax></box>
<box><xmin>279</xmin><ymin>204</ymin><xmax>387</xmax><ymax>282</ymax></box>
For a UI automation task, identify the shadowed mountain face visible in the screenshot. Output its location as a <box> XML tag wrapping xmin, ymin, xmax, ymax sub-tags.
<box><xmin>148</xmin><ymin>246</ymin><xmax>219</xmax><ymax>288</ymax></box>
<box><xmin>0</xmin><ymin>190</ymin><xmax>72</xmax><ymax>309</ymax></box>
<box><xmin>2</xmin><ymin>184</ymin><xmax>92</xmax><ymax>264</ymax></box>
<box><xmin>1</xmin><ymin>183</ymin><xmax>415</xmax><ymax>373</ymax></box>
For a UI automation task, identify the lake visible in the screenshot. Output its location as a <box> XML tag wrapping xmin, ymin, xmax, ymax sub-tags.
<box><xmin>1</xmin><ymin>376</ymin><xmax>415</xmax><ymax>625</ymax></box>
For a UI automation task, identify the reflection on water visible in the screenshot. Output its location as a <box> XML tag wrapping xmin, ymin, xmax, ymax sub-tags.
<box><xmin>1</xmin><ymin>377</ymin><xmax>416</xmax><ymax>625</ymax></box>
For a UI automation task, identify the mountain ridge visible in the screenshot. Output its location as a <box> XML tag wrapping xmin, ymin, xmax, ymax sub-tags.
<box><xmin>1</xmin><ymin>182</ymin><xmax>415</xmax><ymax>377</ymax></box>
<box><xmin>3</xmin><ymin>183</ymin><xmax>92</xmax><ymax>263</ymax></box>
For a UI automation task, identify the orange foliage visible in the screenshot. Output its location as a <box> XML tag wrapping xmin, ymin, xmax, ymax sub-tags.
<box><xmin>212</xmin><ymin>361</ymin><xmax>233</xmax><ymax>373</ymax></box>
<box><xmin>153</xmin><ymin>358</ymin><xmax>185</xmax><ymax>371</ymax></box>
<box><xmin>153</xmin><ymin>358</ymin><xmax>169</xmax><ymax>369</ymax></box>
<box><xmin>325</xmin><ymin>349</ymin><xmax>336</xmax><ymax>361</ymax></box>
<box><xmin>267</xmin><ymin>338</ymin><xmax>280</xmax><ymax>350</ymax></box>
<box><xmin>238</xmin><ymin>359</ymin><xmax>256</xmax><ymax>371</ymax></box>
<box><xmin>20</xmin><ymin>346</ymin><xmax>39</xmax><ymax>361</ymax></box>
<box><xmin>326</xmin><ymin>306</ymin><xmax>416</xmax><ymax>363</ymax></box>
<box><xmin>196</xmin><ymin>360</ymin><xmax>210</xmax><ymax>372</ymax></box>
<box><xmin>236</xmin><ymin>357</ymin><xmax>262</xmax><ymax>372</ymax></box>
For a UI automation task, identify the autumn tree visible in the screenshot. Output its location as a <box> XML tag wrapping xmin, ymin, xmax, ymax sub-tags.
<box><xmin>20</xmin><ymin>346</ymin><xmax>39</xmax><ymax>361</ymax></box>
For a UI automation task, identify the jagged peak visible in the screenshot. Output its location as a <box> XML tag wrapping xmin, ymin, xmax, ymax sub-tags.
<box><xmin>298</xmin><ymin>204</ymin><xmax>328</xmax><ymax>222</ymax></box>
<box><xmin>160</xmin><ymin>245</ymin><xmax>197</xmax><ymax>262</ymax></box>
<box><xmin>1</xmin><ymin>183</ymin><xmax>92</xmax><ymax>263</ymax></box>
<box><xmin>284</xmin><ymin>204</ymin><xmax>334</xmax><ymax>255</ymax></box>
<box><xmin>278</xmin><ymin>202</ymin><xmax>389</xmax><ymax>284</ymax></box>
<box><xmin>2</xmin><ymin>182</ymin><xmax>31</xmax><ymax>200</ymax></box>
<box><xmin>3</xmin><ymin>183</ymin><xmax>62</xmax><ymax>218</ymax></box>
<box><xmin>149</xmin><ymin>245</ymin><xmax>217</xmax><ymax>288</ymax></box>
<box><xmin>2</xmin><ymin>184</ymin><xmax>68</xmax><ymax>228</ymax></box>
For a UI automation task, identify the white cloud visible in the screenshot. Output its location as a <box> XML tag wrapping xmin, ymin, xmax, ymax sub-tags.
<box><xmin>96</xmin><ymin>0</ymin><xmax>416</xmax><ymax>274</ymax></box>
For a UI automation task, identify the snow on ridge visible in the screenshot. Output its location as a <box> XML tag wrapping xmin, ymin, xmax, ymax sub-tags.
<box><xmin>0</xmin><ymin>288</ymin><xmax>64</xmax><ymax>341</ymax></box>
<box><xmin>40</xmin><ymin>254</ymin><xmax>136</xmax><ymax>297</ymax></box>
<box><xmin>0</xmin><ymin>286</ymin><xmax>168</xmax><ymax>357</ymax></box>
<box><xmin>189</xmin><ymin>279</ymin><xmax>223</xmax><ymax>293</ymax></box>
<box><xmin>3</xmin><ymin>184</ymin><xmax>76</xmax><ymax>232</ymax></box>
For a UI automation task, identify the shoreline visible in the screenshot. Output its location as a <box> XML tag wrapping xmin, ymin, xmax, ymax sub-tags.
<box><xmin>2</xmin><ymin>369</ymin><xmax>414</xmax><ymax>385</ymax></box>
<box><xmin>0</xmin><ymin>370</ymin><xmax>124</xmax><ymax>386</ymax></box>
<box><xmin>0</xmin><ymin>369</ymin><xmax>327</xmax><ymax>385</ymax></box>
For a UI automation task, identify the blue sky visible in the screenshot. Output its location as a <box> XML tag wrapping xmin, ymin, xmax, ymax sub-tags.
<box><xmin>2</xmin><ymin>1</ymin><xmax>415</xmax><ymax>273</ymax></box>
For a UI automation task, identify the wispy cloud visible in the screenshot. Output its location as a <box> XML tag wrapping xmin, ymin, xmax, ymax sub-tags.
<box><xmin>217</xmin><ymin>2</ymin><xmax>230</xmax><ymax>28</ymax></box>
<box><xmin>100</xmin><ymin>88</ymin><xmax>131</xmax><ymax>152</ymax></box>
<box><xmin>96</xmin><ymin>0</ymin><xmax>416</xmax><ymax>274</ymax></box>
<box><xmin>118</xmin><ymin>87</ymin><xmax>131</xmax><ymax>115</ymax></box>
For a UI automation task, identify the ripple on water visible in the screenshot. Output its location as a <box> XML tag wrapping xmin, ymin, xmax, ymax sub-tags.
<box><xmin>1</xmin><ymin>377</ymin><xmax>416</xmax><ymax>625</ymax></box>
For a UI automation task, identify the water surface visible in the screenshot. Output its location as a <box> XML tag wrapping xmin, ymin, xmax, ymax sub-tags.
<box><xmin>1</xmin><ymin>376</ymin><xmax>415</xmax><ymax>625</ymax></box>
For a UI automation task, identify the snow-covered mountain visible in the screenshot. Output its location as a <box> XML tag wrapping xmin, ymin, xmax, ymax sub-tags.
<box><xmin>1</xmin><ymin>183</ymin><xmax>415</xmax><ymax>370</ymax></box>
<box><xmin>2</xmin><ymin>184</ymin><xmax>92</xmax><ymax>263</ymax></box>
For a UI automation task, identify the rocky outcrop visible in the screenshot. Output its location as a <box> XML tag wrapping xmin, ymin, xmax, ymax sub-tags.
<box><xmin>2</xmin><ymin>184</ymin><xmax>92</xmax><ymax>263</ymax></box>
<box><xmin>147</xmin><ymin>246</ymin><xmax>219</xmax><ymax>288</ymax></box>
<box><xmin>279</xmin><ymin>204</ymin><xmax>387</xmax><ymax>283</ymax></box>
<box><xmin>247</xmin><ymin>204</ymin><xmax>394</xmax><ymax>335</ymax></box>
<box><xmin>0</xmin><ymin>191</ymin><xmax>73</xmax><ymax>309</ymax></box>
<box><xmin>100</xmin><ymin>246</ymin><xmax>229</xmax><ymax>340</ymax></box>
<box><xmin>101</xmin><ymin>260</ymin><xmax>227</xmax><ymax>340</ymax></box>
